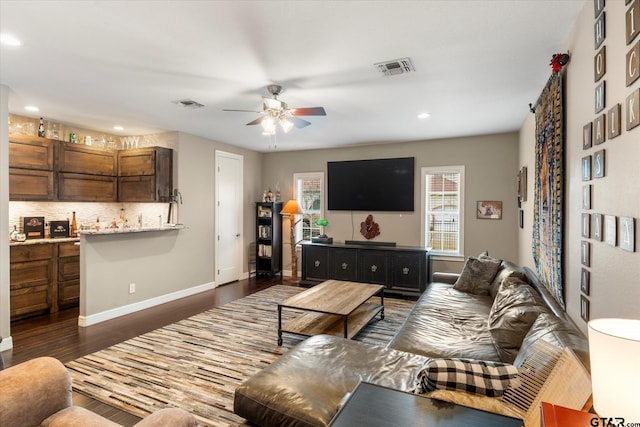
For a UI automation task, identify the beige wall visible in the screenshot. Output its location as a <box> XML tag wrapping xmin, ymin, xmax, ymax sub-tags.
<box><xmin>519</xmin><ymin>0</ymin><xmax>640</xmax><ymax>333</ymax></box>
<box><xmin>262</xmin><ymin>132</ymin><xmax>520</xmax><ymax>275</ymax></box>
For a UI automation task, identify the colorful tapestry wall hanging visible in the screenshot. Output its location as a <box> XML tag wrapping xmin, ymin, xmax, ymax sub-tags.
<box><xmin>532</xmin><ymin>72</ymin><xmax>565</xmax><ymax>309</ymax></box>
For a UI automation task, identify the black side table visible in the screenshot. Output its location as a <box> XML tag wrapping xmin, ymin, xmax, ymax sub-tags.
<box><xmin>329</xmin><ymin>382</ymin><xmax>523</xmax><ymax>427</ymax></box>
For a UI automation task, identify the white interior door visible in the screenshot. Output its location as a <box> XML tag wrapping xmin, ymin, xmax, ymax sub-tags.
<box><xmin>215</xmin><ymin>150</ymin><xmax>243</xmax><ymax>285</ymax></box>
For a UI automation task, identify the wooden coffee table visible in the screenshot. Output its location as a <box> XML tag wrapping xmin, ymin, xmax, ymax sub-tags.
<box><xmin>277</xmin><ymin>280</ymin><xmax>384</xmax><ymax>345</ymax></box>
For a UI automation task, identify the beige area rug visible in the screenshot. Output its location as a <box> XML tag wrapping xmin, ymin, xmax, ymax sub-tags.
<box><xmin>66</xmin><ymin>285</ymin><xmax>415</xmax><ymax>427</ymax></box>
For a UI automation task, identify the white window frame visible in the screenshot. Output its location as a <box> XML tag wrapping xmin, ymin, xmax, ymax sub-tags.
<box><xmin>293</xmin><ymin>172</ymin><xmax>324</xmax><ymax>242</ymax></box>
<box><xmin>421</xmin><ymin>165</ymin><xmax>465</xmax><ymax>259</ymax></box>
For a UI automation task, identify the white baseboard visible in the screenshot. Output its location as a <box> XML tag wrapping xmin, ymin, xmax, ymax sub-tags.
<box><xmin>0</xmin><ymin>335</ymin><xmax>13</xmax><ymax>352</ymax></box>
<box><xmin>78</xmin><ymin>281</ymin><xmax>216</xmax><ymax>327</ymax></box>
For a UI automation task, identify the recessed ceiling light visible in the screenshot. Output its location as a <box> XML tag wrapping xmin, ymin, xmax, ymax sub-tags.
<box><xmin>113</xmin><ymin>125</ymin><xmax>124</xmax><ymax>131</ymax></box>
<box><xmin>1</xmin><ymin>33</ymin><xmax>22</xmax><ymax>46</ymax></box>
<box><xmin>418</xmin><ymin>112</ymin><xmax>431</xmax><ymax>119</ymax></box>
<box><xmin>24</xmin><ymin>105</ymin><xmax>39</xmax><ymax>112</ymax></box>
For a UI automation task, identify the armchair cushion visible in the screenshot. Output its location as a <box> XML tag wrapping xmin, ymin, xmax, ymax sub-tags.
<box><xmin>0</xmin><ymin>356</ymin><xmax>72</xmax><ymax>427</ymax></box>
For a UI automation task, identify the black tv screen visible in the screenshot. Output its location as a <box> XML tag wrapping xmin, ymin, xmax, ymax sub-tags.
<box><xmin>327</xmin><ymin>157</ymin><xmax>414</xmax><ymax>211</ymax></box>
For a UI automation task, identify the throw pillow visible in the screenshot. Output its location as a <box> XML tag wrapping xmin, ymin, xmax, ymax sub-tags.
<box><xmin>453</xmin><ymin>256</ymin><xmax>502</xmax><ymax>295</ymax></box>
<box><xmin>488</xmin><ymin>277</ymin><xmax>548</xmax><ymax>363</ymax></box>
<box><xmin>415</xmin><ymin>358</ymin><xmax>520</xmax><ymax>398</ymax></box>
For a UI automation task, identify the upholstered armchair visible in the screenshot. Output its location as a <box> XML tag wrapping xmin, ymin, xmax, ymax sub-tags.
<box><xmin>0</xmin><ymin>356</ymin><xmax>198</xmax><ymax>427</ymax></box>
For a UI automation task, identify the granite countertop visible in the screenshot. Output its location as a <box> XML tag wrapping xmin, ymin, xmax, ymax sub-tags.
<box><xmin>10</xmin><ymin>237</ymin><xmax>80</xmax><ymax>246</ymax></box>
<box><xmin>77</xmin><ymin>224</ymin><xmax>186</xmax><ymax>235</ymax></box>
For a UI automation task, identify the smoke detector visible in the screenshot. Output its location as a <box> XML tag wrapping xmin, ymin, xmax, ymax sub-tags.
<box><xmin>175</xmin><ymin>99</ymin><xmax>205</xmax><ymax>109</ymax></box>
<box><xmin>374</xmin><ymin>57</ymin><xmax>415</xmax><ymax>76</ymax></box>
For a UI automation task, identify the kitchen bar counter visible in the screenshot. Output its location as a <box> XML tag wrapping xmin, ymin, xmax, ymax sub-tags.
<box><xmin>77</xmin><ymin>224</ymin><xmax>185</xmax><ymax>235</ymax></box>
<box><xmin>9</xmin><ymin>237</ymin><xmax>79</xmax><ymax>246</ymax></box>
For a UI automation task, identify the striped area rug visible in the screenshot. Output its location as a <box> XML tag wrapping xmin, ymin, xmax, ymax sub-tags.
<box><xmin>66</xmin><ymin>285</ymin><xmax>415</xmax><ymax>427</ymax></box>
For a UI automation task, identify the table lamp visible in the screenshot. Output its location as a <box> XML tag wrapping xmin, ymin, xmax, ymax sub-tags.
<box><xmin>588</xmin><ymin>318</ymin><xmax>640</xmax><ymax>422</ymax></box>
<box><xmin>312</xmin><ymin>218</ymin><xmax>333</xmax><ymax>244</ymax></box>
<box><xmin>280</xmin><ymin>199</ymin><xmax>303</xmax><ymax>282</ymax></box>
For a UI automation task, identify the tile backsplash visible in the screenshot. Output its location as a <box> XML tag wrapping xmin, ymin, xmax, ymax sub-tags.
<box><xmin>10</xmin><ymin>202</ymin><xmax>177</xmax><ymax>234</ymax></box>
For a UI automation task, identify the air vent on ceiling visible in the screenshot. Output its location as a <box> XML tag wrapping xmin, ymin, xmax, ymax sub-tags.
<box><xmin>374</xmin><ymin>57</ymin><xmax>415</xmax><ymax>76</ymax></box>
<box><xmin>176</xmin><ymin>99</ymin><xmax>205</xmax><ymax>109</ymax></box>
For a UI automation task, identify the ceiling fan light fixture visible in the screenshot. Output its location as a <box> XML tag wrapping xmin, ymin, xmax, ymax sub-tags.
<box><xmin>280</xmin><ymin>117</ymin><xmax>294</xmax><ymax>133</ymax></box>
<box><xmin>261</xmin><ymin>117</ymin><xmax>276</xmax><ymax>133</ymax></box>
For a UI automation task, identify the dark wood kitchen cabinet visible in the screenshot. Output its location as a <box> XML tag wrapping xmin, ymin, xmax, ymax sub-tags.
<box><xmin>58</xmin><ymin>172</ymin><xmax>117</xmax><ymax>202</ymax></box>
<box><xmin>57</xmin><ymin>242</ymin><xmax>80</xmax><ymax>309</ymax></box>
<box><xmin>8</xmin><ymin>134</ymin><xmax>56</xmax><ymax>201</ymax></box>
<box><xmin>57</xmin><ymin>142</ymin><xmax>117</xmax><ymax>176</ymax></box>
<box><xmin>9</xmin><ymin>244</ymin><xmax>55</xmax><ymax>320</ymax></box>
<box><xmin>9</xmin><ymin>241</ymin><xmax>81</xmax><ymax>321</ymax></box>
<box><xmin>301</xmin><ymin>242</ymin><xmax>431</xmax><ymax>296</ymax></box>
<box><xmin>118</xmin><ymin>147</ymin><xmax>173</xmax><ymax>202</ymax></box>
<box><xmin>57</xmin><ymin>142</ymin><xmax>118</xmax><ymax>202</ymax></box>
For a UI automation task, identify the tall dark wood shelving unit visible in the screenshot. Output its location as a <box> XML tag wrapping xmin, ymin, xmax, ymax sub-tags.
<box><xmin>255</xmin><ymin>201</ymin><xmax>283</xmax><ymax>276</ymax></box>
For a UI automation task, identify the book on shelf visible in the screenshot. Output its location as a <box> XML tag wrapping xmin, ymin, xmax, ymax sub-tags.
<box><xmin>258</xmin><ymin>225</ymin><xmax>271</xmax><ymax>238</ymax></box>
<box><xmin>258</xmin><ymin>244</ymin><xmax>272</xmax><ymax>257</ymax></box>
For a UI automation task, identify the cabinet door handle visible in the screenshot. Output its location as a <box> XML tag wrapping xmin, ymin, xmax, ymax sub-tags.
<box><xmin>371</xmin><ymin>265</ymin><xmax>378</xmax><ymax>272</ymax></box>
<box><xmin>342</xmin><ymin>262</ymin><xmax>348</xmax><ymax>270</ymax></box>
<box><xmin>402</xmin><ymin>267</ymin><xmax>410</xmax><ymax>275</ymax></box>
<box><xmin>314</xmin><ymin>260</ymin><xmax>321</xmax><ymax>267</ymax></box>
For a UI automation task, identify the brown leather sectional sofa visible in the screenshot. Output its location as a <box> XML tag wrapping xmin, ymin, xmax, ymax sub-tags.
<box><xmin>234</xmin><ymin>260</ymin><xmax>589</xmax><ymax>427</ymax></box>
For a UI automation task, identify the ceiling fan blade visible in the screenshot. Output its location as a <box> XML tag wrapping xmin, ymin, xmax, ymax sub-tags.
<box><xmin>222</xmin><ymin>108</ymin><xmax>263</xmax><ymax>113</ymax></box>
<box><xmin>246</xmin><ymin>117</ymin><xmax>266</xmax><ymax>126</ymax></box>
<box><xmin>291</xmin><ymin>107</ymin><xmax>326</xmax><ymax>116</ymax></box>
<box><xmin>289</xmin><ymin>116</ymin><xmax>311</xmax><ymax>129</ymax></box>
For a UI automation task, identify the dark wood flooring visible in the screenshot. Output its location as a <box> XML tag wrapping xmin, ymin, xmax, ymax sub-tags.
<box><xmin>1</xmin><ymin>275</ymin><xmax>285</xmax><ymax>426</ymax></box>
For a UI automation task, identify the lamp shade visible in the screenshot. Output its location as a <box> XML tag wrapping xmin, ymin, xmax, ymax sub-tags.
<box><xmin>588</xmin><ymin>318</ymin><xmax>640</xmax><ymax>421</ymax></box>
<box><xmin>281</xmin><ymin>199</ymin><xmax>303</xmax><ymax>215</ymax></box>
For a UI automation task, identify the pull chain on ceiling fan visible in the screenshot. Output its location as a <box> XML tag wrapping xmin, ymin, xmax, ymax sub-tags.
<box><xmin>223</xmin><ymin>85</ymin><xmax>326</xmax><ymax>135</ymax></box>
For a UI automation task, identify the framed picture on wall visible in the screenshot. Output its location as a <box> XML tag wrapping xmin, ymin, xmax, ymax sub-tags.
<box><xmin>581</xmin><ymin>241</ymin><xmax>590</xmax><ymax>267</ymax></box>
<box><xmin>581</xmin><ymin>268</ymin><xmax>590</xmax><ymax>295</ymax></box>
<box><xmin>582</xmin><ymin>185</ymin><xmax>592</xmax><ymax>210</ymax></box>
<box><xmin>592</xmin><ymin>213</ymin><xmax>603</xmax><ymax>241</ymax></box>
<box><xmin>582</xmin><ymin>156</ymin><xmax>592</xmax><ymax>181</ymax></box>
<box><xmin>593</xmin><ymin>149</ymin><xmax>605</xmax><ymax>178</ymax></box>
<box><xmin>476</xmin><ymin>201</ymin><xmax>502</xmax><ymax>219</ymax></box>
<box><xmin>582</xmin><ymin>213</ymin><xmax>591</xmax><ymax>238</ymax></box>
<box><xmin>581</xmin><ymin>295</ymin><xmax>590</xmax><ymax>322</ymax></box>
<box><xmin>583</xmin><ymin>122</ymin><xmax>592</xmax><ymax>150</ymax></box>
<box><xmin>517</xmin><ymin>167</ymin><xmax>527</xmax><ymax>202</ymax></box>
<box><xmin>620</xmin><ymin>216</ymin><xmax>635</xmax><ymax>252</ymax></box>
<box><xmin>605</xmin><ymin>215</ymin><xmax>617</xmax><ymax>246</ymax></box>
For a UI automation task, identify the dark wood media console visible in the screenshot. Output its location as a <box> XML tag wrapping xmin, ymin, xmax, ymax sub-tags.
<box><xmin>301</xmin><ymin>242</ymin><xmax>431</xmax><ymax>296</ymax></box>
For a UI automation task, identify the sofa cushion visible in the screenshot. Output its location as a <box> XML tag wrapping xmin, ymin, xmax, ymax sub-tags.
<box><xmin>388</xmin><ymin>282</ymin><xmax>501</xmax><ymax>361</ymax></box>
<box><xmin>513</xmin><ymin>313</ymin><xmax>590</xmax><ymax>370</ymax></box>
<box><xmin>453</xmin><ymin>256</ymin><xmax>502</xmax><ymax>295</ymax></box>
<box><xmin>415</xmin><ymin>358</ymin><xmax>519</xmax><ymax>398</ymax></box>
<box><xmin>488</xmin><ymin>277</ymin><xmax>549</xmax><ymax>363</ymax></box>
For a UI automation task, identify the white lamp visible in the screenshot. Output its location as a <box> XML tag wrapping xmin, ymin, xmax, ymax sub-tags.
<box><xmin>588</xmin><ymin>318</ymin><xmax>640</xmax><ymax>422</ymax></box>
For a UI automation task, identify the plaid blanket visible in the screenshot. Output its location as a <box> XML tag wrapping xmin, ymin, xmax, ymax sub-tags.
<box><xmin>415</xmin><ymin>358</ymin><xmax>519</xmax><ymax>398</ymax></box>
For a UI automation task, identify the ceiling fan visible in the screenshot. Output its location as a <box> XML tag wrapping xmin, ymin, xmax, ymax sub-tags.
<box><xmin>223</xmin><ymin>85</ymin><xmax>326</xmax><ymax>135</ymax></box>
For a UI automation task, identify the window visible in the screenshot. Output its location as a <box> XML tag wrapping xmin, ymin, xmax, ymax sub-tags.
<box><xmin>422</xmin><ymin>166</ymin><xmax>465</xmax><ymax>256</ymax></box>
<box><xmin>293</xmin><ymin>172</ymin><xmax>324</xmax><ymax>241</ymax></box>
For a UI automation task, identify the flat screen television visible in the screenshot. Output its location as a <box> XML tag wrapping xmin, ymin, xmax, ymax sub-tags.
<box><xmin>327</xmin><ymin>157</ymin><xmax>414</xmax><ymax>211</ymax></box>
